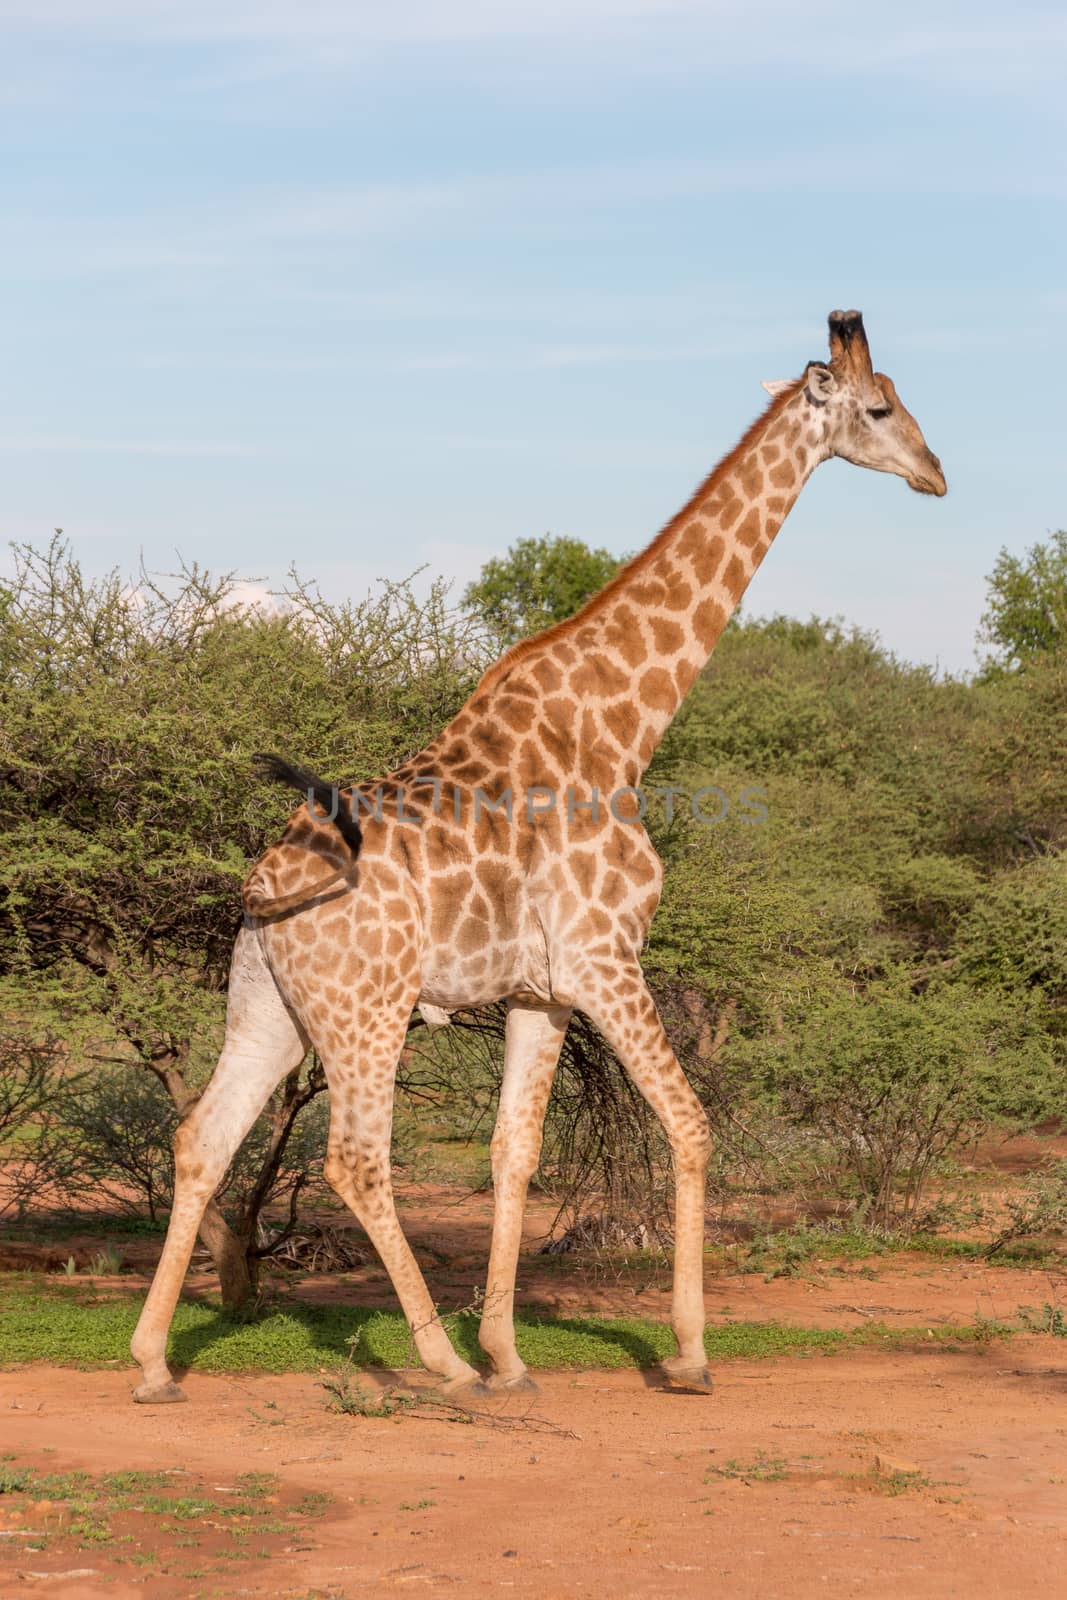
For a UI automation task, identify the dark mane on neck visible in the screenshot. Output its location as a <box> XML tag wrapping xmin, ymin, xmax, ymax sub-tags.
<box><xmin>471</xmin><ymin>377</ymin><xmax>805</xmax><ymax>695</ymax></box>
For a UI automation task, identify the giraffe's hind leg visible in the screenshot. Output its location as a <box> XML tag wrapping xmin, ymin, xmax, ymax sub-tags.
<box><xmin>130</xmin><ymin>926</ymin><xmax>307</xmax><ymax>1402</ymax></box>
<box><xmin>320</xmin><ymin>1004</ymin><xmax>487</xmax><ymax>1395</ymax></box>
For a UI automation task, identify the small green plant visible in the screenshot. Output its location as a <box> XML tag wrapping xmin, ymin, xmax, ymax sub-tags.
<box><xmin>319</xmin><ymin>1326</ymin><xmax>418</xmax><ymax>1418</ymax></box>
<box><xmin>233</xmin><ymin>1471</ymin><xmax>281</xmax><ymax>1498</ymax></box>
<box><xmin>100</xmin><ymin>1469</ymin><xmax>176</xmax><ymax>1494</ymax></box>
<box><xmin>67</xmin><ymin>1516</ymin><xmax>115</xmax><ymax>1544</ymax></box>
<box><xmin>293</xmin><ymin>1490</ymin><xmax>332</xmax><ymax>1518</ymax></box>
<box><xmin>872</xmin><ymin>1468</ymin><xmax>932</xmax><ymax>1496</ymax></box>
<box><xmin>986</xmin><ymin>1163</ymin><xmax>1067</xmax><ymax>1261</ymax></box>
<box><xmin>706</xmin><ymin>1453</ymin><xmax>788</xmax><ymax>1483</ymax></box>
<box><xmin>141</xmin><ymin>1494</ymin><xmax>219</xmax><ymax>1520</ymax></box>
<box><xmin>87</xmin><ymin>1246</ymin><xmax>125</xmax><ymax>1275</ymax></box>
<box><xmin>1017</xmin><ymin>1302</ymin><xmax>1067</xmax><ymax>1337</ymax></box>
<box><xmin>320</xmin><ymin>1358</ymin><xmax>414</xmax><ymax>1418</ymax></box>
<box><xmin>320</xmin><ymin>1369</ymin><xmax>413</xmax><ymax>1418</ymax></box>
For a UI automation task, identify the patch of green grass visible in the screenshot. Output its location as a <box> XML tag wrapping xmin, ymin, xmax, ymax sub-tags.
<box><xmin>101</xmin><ymin>1469</ymin><xmax>176</xmax><ymax>1493</ymax></box>
<box><xmin>731</xmin><ymin>1225</ymin><xmax>893</xmax><ymax>1277</ymax></box>
<box><xmin>706</xmin><ymin>1453</ymin><xmax>789</xmax><ymax>1483</ymax></box>
<box><xmin>908</xmin><ymin>1234</ymin><xmax>1059</xmax><ymax>1266</ymax></box>
<box><xmin>293</xmin><ymin>1490</ymin><xmax>331</xmax><ymax>1517</ymax></box>
<box><xmin>234</xmin><ymin>1471</ymin><xmax>280</xmax><ymax>1497</ymax></box>
<box><xmin>141</xmin><ymin>1494</ymin><xmax>219</xmax><ymax>1520</ymax></box>
<box><xmin>871</xmin><ymin>1467</ymin><xmax>933</xmax><ymax>1496</ymax></box>
<box><xmin>0</xmin><ymin>1458</ymin><xmax>329</xmax><ymax>1558</ymax></box>
<box><xmin>0</xmin><ymin>1275</ymin><xmax>1012</xmax><ymax>1374</ymax></box>
<box><xmin>724</xmin><ymin>1223</ymin><xmax>1063</xmax><ymax>1276</ymax></box>
<box><xmin>67</xmin><ymin>1516</ymin><xmax>116</xmax><ymax>1544</ymax></box>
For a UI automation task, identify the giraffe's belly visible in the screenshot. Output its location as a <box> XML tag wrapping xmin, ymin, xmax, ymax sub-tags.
<box><xmin>417</xmin><ymin>962</ymin><xmax>555</xmax><ymax>1015</ymax></box>
<box><xmin>416</xmin><ymin>903</ymin><xmax>554</xmax><ymax>1015</ymax></box>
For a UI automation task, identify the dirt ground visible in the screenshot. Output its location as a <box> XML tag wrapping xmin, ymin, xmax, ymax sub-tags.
<box><xmin>3</xmin><ymin>1341</ymin><xmax>1067</xmax><ymax>1600</ymax></box>
<box><xmin>3</xmin><ymin>1155</ymin><xmax>1066</xmax><ymax>1598</ymax></box>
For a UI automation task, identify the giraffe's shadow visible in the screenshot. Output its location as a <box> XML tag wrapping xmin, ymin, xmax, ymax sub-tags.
<box><xmin>165</xmin><ymin>1297</ymin><xmax>667</xmax><ymax>1385</ymax></box>
<box><xmin>167</xmin><ymin>1300</ymin><xmax>409</xmax><ymax>1378</ymax></box>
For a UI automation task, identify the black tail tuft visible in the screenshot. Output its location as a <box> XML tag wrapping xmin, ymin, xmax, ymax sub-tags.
<box><xmin>252</xmin><ymin>752</ymin><xmax>363</xmax><ymax>859</ymax></box>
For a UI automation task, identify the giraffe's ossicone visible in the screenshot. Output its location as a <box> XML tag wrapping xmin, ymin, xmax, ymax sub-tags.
<box><xmin>131</xmin><ymin>311</ymin><xmax>945</xmax><ymax>1403</ymax></box>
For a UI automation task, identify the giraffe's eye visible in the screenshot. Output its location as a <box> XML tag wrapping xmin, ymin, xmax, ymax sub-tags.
<box><xmin>867</xmin><ymin>405</ymin><xmax>891</xmax><ymax>421</ymax></box>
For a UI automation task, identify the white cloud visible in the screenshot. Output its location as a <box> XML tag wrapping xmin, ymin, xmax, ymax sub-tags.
<box><xmin>221</xmin><ymin>580</ymin><xmax>282</xmax><ymax>615</ymax></box>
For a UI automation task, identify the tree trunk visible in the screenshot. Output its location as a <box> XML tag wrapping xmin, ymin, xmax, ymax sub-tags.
<box><xmin>197</xmin><ymin>1198</ymin><xmax>258</xmax><ymax>1310</ymax></box>
<box><xmin>142</xmin><ymin>1052</ymin><xmax>258</xmax><ymax>1309</ymax></box>
<box><xmin>143</xmin><ymin>1046</ymin><xmax>324</xmax><ymax>1309</ymax></box>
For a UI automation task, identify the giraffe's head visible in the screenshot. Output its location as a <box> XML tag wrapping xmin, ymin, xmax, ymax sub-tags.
<box><xmin>765</xmin><ymin>311</ymin><xmax>946</xmax><ymax>496</ymax></box>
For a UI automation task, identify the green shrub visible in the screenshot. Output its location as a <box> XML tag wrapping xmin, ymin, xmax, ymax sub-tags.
<box><xmin>955</xmin><ymin>856</ymin><xmax>1067</xmax><ymax>1013</ymax></box>
<box><xmin>751</xmin><ymin>980</ymin><xmax>1058</xmax><ymax>1230</ymax></box>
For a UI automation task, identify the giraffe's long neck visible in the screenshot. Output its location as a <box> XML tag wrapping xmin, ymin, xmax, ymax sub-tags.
<box><xmin>476</xmin><ymin>381</ymin><xmax>830</xmax><ymax>791</ymax></box>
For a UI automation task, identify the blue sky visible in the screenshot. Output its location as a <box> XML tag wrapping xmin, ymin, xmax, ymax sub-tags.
<box><xmin>2</xmin><ymin>2</ymin><xmax>1065</xmax><ymax>673</ymax></box>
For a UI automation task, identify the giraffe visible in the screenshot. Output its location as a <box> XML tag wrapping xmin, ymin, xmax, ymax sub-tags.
<box><xmin>130</xmin><ymin>310</ymin><xmax>945</xmax><ymax>1404</ymax></box>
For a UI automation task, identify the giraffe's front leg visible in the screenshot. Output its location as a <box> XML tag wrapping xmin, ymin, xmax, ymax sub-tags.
<box><xmin>577</xmin><ymin>963</ymin><xmax>713</xmax><ymax>1390</ymax></box>
<box><xmin>478</xmin><ymin>1000</ymin><xmax>571</xmax><ymax>1391</ymax></box>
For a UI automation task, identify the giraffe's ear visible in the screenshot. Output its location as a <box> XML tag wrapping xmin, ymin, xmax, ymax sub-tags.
<box><xmin>761</xmin><ymin>379</ymin><xmax>793</xmax><ymax>396</ymax></box>
<box><xmin>805</xmin><ymin>363</ymin><xmax>837</xmax><ymax>403</ymax></box>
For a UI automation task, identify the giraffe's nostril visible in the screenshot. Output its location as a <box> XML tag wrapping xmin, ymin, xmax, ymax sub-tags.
<box><xmin>926</xmin><ymin>452</ymin><xmax>948</xmax><ymax>496</ymax></box>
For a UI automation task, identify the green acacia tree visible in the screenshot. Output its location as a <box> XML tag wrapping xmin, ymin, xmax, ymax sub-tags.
<box><xmin>978</xmin><ymin>530</ymin><xmax>1067</xmax><ymax>678</ymax></box>
<box><xmin>463</xmin><ymin>533</ymin><xmax>623</xmax><ymax>647</ymax></box>
<box><xmin>0</xmin><ymin>537</ymin><xmax>488</xmax><ymax>1302</ymax></box>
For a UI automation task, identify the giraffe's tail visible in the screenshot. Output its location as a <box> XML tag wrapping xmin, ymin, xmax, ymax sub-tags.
<box><xmin>252</xmin><ymin>752</ymin><xmax>364</xmax><ymax>859</ymax></box>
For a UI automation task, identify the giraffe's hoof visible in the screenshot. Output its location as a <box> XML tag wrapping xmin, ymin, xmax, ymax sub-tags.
<box><xmin>660</xmin><ymin>1359</ymin><xmax>714</xmax><ymax>1394</ymax></box>
<box><xmin>132</xmin><ymin>1380</ymin><xmax>187</xmax><ymax>1405</ymax></box>
<box><xmin>486</xmin><ymin>1370</ymin><xmax>539</xmax><ymax>1395</ymax></box>
<box><xmin>439</xmin><ymin>1372</ymin><xmax>493</xmax><ymax>1404</ymax></box>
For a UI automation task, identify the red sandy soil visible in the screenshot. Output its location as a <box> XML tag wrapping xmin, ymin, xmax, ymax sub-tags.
<box><xmin>2</xmin><ymin>1138</ymin><xmax>1066</xmax><ymax>1597</ymax></box>
<box><xmin>2</xmin><ymin>1344</ymin><xmax>1067</xmax><ymax>1600</ymax></box>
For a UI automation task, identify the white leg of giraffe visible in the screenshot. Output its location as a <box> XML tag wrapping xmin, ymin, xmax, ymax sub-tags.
<box><xmin>478</xmin><ymin>999</ymin><xmax>571</xmax><ymax>1390</ymax></box>
<box><xmin>130</xmin><ymin>926</ymin><xmax>307</xmax><ymax>1402</ymax></box>
<box><xmin>320</xmin><ymin>1009</ymin><xmax>487</xmax><ymax>1395</ymax></box>
<box><xmin>579</xmin><ymin>964</ymin><xmax>713</xmax><ymax>1386</ymax></box>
